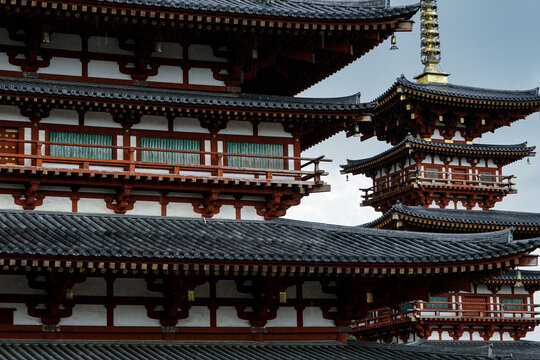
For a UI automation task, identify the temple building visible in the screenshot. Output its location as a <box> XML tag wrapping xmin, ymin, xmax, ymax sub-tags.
<box><xmin>0</xmin><ymin>0</ymin><xmax>538</xmax><ymax>358</ymax></box>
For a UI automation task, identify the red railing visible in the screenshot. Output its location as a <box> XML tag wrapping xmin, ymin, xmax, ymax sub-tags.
<box><xmin>360</xmin><ymin>169</ymin><xmax>515</xmax><ymax>202</ymax></box>
<box><xmin>354</xmin><ymin>300</ymin><xmax>540</xmax><ymax>330</ymax></box>
<box><xmin>0</xmin><ymin>138</ymin><xmax>331</xmax><ymax>185</ymax></box>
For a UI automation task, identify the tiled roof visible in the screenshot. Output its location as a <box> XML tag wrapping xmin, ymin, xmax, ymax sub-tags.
<box><xmin>408</xmin><ymin>340</ymin><xmax>540</xmax><ymax>360</ymax></box>
<box><xmin>376</xmin><ymin>75</ymin><xmax>540</xmax><ymax>102</ymax></box>
<box><xmin>0</xmin><ymin>340</ymin><xmax>516</xmax><ymax>360</ymax></box>
<box><xmin>0</xmin><ymin>210</ymin><xmax>538</xmax><ymax>264</ymax></box>
<box><xmin>92</xmin><ymin>1</ymin><xmax>420</xmax><ymax>21</ymax></box>
<box><xmin>491</xmin><ymin>269</ymin><xmax>540</xmax><ymax>281</ymax></box>
<box><xmin>341</xmin><ymin>134</ymin><xmax>534</xmax><ymax>172</ymax></box>
<box><xmin>364</xmin><ymin>202</ymin><xmax>540</xmax><ymax>229</ymax></box>
<box><xmin>0</xmin><ymin>76</ymin><xmax>374</xmax><ymax>112</ymax></box>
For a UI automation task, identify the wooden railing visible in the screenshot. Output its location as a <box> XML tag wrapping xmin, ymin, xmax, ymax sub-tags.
<box><xmin>0</xmin><ymin>138</ymin><xmax>330</xmax><ymax>185</ymax></box>
<box><xmin>354</xmin><ymin>300</ymin><xmax>540</xmax><ymax>330</ymax></box>
<box><xmin>360</xmin><ymin>169</ymin><xmax>515</xmax><ymax>202</ymax></box>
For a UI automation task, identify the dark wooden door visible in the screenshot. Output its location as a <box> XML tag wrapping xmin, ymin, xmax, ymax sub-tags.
<box><xmin>0</xmin><ymin>128</ymin><xmax>19</xmax><ymax>165</ymax></box>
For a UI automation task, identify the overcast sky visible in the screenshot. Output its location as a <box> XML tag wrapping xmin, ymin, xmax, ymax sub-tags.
<box><xmin>285</xmin><ymin>0</ymin><xmax>540</xmax><ymax>340</ymax></box>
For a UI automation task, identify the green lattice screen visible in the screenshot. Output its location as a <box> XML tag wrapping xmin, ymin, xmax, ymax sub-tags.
<box><xmin>140</xmin><ymin>137</ymin><xmax>200</xmax><ymax>165</ymax></box>
<box><xmin>49</xmin><ymin>131</ymin><xmax>112</xmax><ymax>159</ymax></box>
<box><xmin>226</xmin><ymin>142</ymin><xmax>283</xmax><ymax>169</ymax></box>
<box><xmin>502</xmin><ymin>298</ymin><xmax>524</xmax><ymax>310</ymax></box>
<box><xmin>426</xmin><ymin>296</ymin><xmax>449</xmax><ymax>309</ymax></box>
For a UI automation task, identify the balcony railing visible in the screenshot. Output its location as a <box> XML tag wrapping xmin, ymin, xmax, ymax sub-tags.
<box><xmin>0</xmin><ymin>138</ymin><xmax>330</xmax><ymax>185</ymax></box>
<box><xmin>360</xmin><ymin>169</ymin><xmax>515</xmax><ymax>203</ymax></box>
<box><xmin>354</xmin><ymin>300</ymin><xmax>540</xmax><ymax>330</ymax></box>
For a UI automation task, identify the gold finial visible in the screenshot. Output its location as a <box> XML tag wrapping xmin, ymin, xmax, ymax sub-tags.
<box><xmin>414</xmin><ymin>0</ymin><xmax>449</xmax><ymax>83</ymax></box>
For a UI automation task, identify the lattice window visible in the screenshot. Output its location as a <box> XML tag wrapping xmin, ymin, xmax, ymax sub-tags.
<box><xmin>49</xmin><ymin>131</ymin><xmax>112</xmax><ymax>159</ymax></box>
<box><xmin>425</xmin><ymin>167</ymin><xmax>441</xmax><ymax>179</ymax></box>
<box><xmin>140</xmin><ymin>137</ymin><xmax>200</xmax><ymax>165</ymax></box>
<box><xmin>502</xmin><ymin>298</ymin><xmax>524</xmax><ymax>311</ymax></box>
<box><xmin>226</xmin><ymin>142</ymin><xmax>283</xmax><ymax>169</ymax></box>
<box><xmin>480</xmin><ymin>170</ymin><xmax>495</xmax><ymax>183</ymax></box>
<box><xmin>426</xmin><ymin>296</ymin><xmax>449</xmax><ymax>309</ymax></box>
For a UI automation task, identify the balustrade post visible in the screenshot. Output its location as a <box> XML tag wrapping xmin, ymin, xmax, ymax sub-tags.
<box><xmin>35</xmin><ymin>141</ymin><xmax>42</xmax><ymax>167</ymax></box>
<box><xmin>217</xmin><ymin>154</ymin><xmax>223</xmax><ymax>176</ymax></box>
<box><xmin>314</xmin><ymin>160</ymin><xmax>320</xmax><ymax>184</ymax></box>
<box><xmin>128</xmin><ymin>148</ymin><xmax>135</xmax><ymax>172</ymax></box>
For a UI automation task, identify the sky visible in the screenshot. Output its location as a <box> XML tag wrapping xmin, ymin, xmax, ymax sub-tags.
<box><xmin>285</xmin><ymin>0</ymin><xmax>540</xmax><ymax>340</ymax></box>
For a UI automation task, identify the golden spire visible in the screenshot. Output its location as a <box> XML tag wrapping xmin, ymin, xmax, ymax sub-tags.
<box><xmin>414</xmin><ymin>0</ymin><xmax>450</xmax><ymax>83</ymax></box>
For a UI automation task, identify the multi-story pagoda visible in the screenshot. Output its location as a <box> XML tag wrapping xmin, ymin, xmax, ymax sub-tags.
<box><xmin>341</xmin><ymin>0</ymin><xmax>540</xmax><ymax>212</ymax></box>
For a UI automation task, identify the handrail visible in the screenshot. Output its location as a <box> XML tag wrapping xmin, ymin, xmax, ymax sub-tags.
<box><xmin>0</xmin><ymin>138</ymin><xmax>331</xmax><ymax>185</ymax></box>
<box><xmin>354</xmin><ymin>300</ymin><xmax>540</xmax><ymax>329</ymax></box>
<box><xmin>360</xmin><ymin>169</ymin><xmax>515</xmax><ymax>201</ymax></box>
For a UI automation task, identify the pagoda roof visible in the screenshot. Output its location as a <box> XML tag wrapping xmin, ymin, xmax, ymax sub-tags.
<box><xmin>0</xmin><ymin>76</ymin><xmax>372</xmax><ymax>112</ymax></box>
<box><xmin>0</xmin><ymin>339</ymin><xmax>513</xmax><ymax>360</ymax></box>
<box><xmin>0</xmin><ymin>210</ymin><xmax>538</xmax><ymax>267</ymax></box>
<box><xmin>341</xmin><ymin>134</ymin><xmax>534</xmax><ymax>174</ymax></box>
<box><xmin>491</xmin><ymin>269</ymin><xmax>540</xmax><ymax>282</ymax></box>
<box><xmin>364</xmin><ymin>202</ymin><xmax>540</xmax><ymax>230</ymax></box>
<box><xmin>407</xmin><ymin>340</ymin><xmax>540</xmax><ymax>360</ymax></box>
<box><xmin>377</xmin><ymin>75</ymin><xmax>540</xmax><ymax>103</ymax></box>
<box><xmin>91</xmin><ymin>0</ymin><xmax>419</xmax><ymax>21</ymax></box>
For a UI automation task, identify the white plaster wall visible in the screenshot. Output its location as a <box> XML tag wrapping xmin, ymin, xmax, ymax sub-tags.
<box><xmin>454</xmin><ymin>131</ymin><xmax>466</xmax><ymax>141</ymax></box>
<box><xmin>188</xmin><ymin>44</ymin><xmax>226</xmax><ymax>62</ymax></box>
<box><xmin>288</xmin><ymin>144</ymin><xmax>295</xmax><ymax>170</ymax></box>
<box><xmin>114</xmin><ymin>278</ymin><xmax>161</xmax><ymax>297</ymax></box>
<box><xmin>42</xmin><ymin>163</ymin><xmax>80</xmax><ymax>169</ymax></box>
<box><xmin>88</xmin><ymin>60</ymin><xmax>132</xmax><ymax>80</ymax></box>
<box><xmin>0</xmin><ymin>53</ymin><xmax>21</xmax><ymax>72</ymax></box>
<box><xmin>240</xmin><ymin>206</ymin><xmax>265</xmax><ymax>221</ymax></box>
<box><xmin>174</xmin><ymin>117</ymin><xmax>207</xmax><ymax>133</ymax></box>
<box><xmin>41</xmin><ymin>33</ymin><xmax>81</xmax><ymax>51</ymax></box>
<box><xmin>497</xmin><ymin>287</ymin><xmax>514</xmax><ymax>295</ymax></box>
<box><xmin>0</xmin><ymin>28</ymin><xmax>24</xmax><ymax>46</ymax></box>
<box><xmin>167</xmin><ymin>202</ymin><xmax>197</xmax><ymax>218</ymax></box>
<box><xmin>431</xmin><ymin>129</ymin><xmax>443</xmax><ymax>140</ymax></box>
<box><xmin>132</xmin><ymin>115</ymin><xmax>168</xmax><ymax>131</ymax></box>
<box><xmin>471</xmin><ymin>332</ymin><xmax>484</xmax><ymax>340</ymax></box>
<box><xmin>88</xmin><ymin>36</ymin><xmax>132</xmax><ymax>55</ymax></box>
<box><xmin>216</xmin><ymin>280</ymin><xmax>252</xmax><ymax>299</ymax></box>
<box><xmin>487</xmin><ymin>159</ymin><xmax>496</xmax><ymax>167</ymax></box>
<box><xmin>60</xmin><ymin>305</ymin><xmax>107</xmax><ymax>326</ymax></box>
<box><xmin>41</xmin><ymin>109</ymin><xmax>78</xmax><ymax>125</ymax></box>
<box><xmin>116</xmin><ymin>135</ymin><xmax>123</xmax><ymax>160</ymax></box>
<box><xmin>38</xmin><ymin>57</ymin><xmax>82</xmax><ymax>76</ymax></box>
<box><xmin>219</xmin><ymin>120</ymin><xmax>253</xmax><ymax>136</ymax></box>
<box><xmin>73</xmin><ymin>277</ymin><xmax>106</xmax><ymax>296</ymax></box>
<box><xmin>440</xmin><ymin>331</ymin><xmax>454</xmax><ymax>340</ymax></box>
<box><xmin>39</xmin><ymin>196</ymin><xmax>72</xmax><ymax>212</ymax></box>
<box><xmin>9</xmin><ymin>303</ymin><xmax>42</xmax><ymax>325</ymax></box>
<box><xmin>501</xmin><ymin>333</ymin><xmax>512</xmax><ymax>341</ymax></box>
<box><xmin>0</xmin><ymin>105</ymin><xmax>30</xmax><ymax>122</ymax></box>
<box><xmin>212</xmin><ymin>205</ymin><xmax>236</xmax><ymax>220</ymax></box>
<box><xmin>158</xmin><ymin>42</ymin><xmax>183</xmax><ymax>59</ymax></box>
<box><xmin>475</xmin><ymin>284</ymin><xmax>492</xmax><ymax>294</ymax></box>
<box><xmin>178</xmin><ymin>306</ymin><xmax>210</xmax><ymax>327</ymax></box>
<box><xmin>77</xmin><ymin>198</ymin><xmax>113</xmax><ymax>214</ymax></box>
<box><xmin>216</xmin><ymin>307</ymin><xmax>250</xmax><ymax>327</ymax></box>
<box><xmin>189</xmin><ymin>68</ymin><xmax>225</xmax><ymax>86</ymax></box>
<box><xmin>147</xmin><ymin>66</ymin><xmax>183</xmax><ymax>83</ymax></box>
<box><xmin>38</xmin><ymin>130</ymin><xmax>45</xmax><ymax>141</ymax></box>
<box><xmin>129</xmin><ymin>201</ymin><xmax>162</xmax><ymax>216</ymax></box>
<box><xmin>302</xmin><ymin>307</ymin><xmax>335</xmax><ymax>327</ymax></box>
<box><xmin>84</xmin><ymin>111</ymin><xmax>120</xmax><ymax>128</ymax></box>
<box><xmin>258</xmin><ymin>122</ymin><xmax>290</xmax><ymax>137</ymax></box>
<box><xmin>0</xmin><ymin>275</ymin><xmax>45</xmax><ymax>295</ymax></box>
<box><xmin>266</xmin><ymin>307</ymin><xmax>297</xmax><ymax>327</ymax></box>
<box><xmin>0</xmin><ymin>194</ymin><xmax>22</xmax><ymax>210</ymax></box>
<box><xmin>114</xmin><ymin>306</ymin><xmax>161</xmax><ymax>327</ymax></box>
<box><xmin>195</xmin><ymin>282</ymin><xmax>210</xmax><ymax>298</ymax></box>
<box><xmin>89</xmin><ymin>166</ymin><xmax>125</xmax><ymax>173</ymax></box>
<box><xmin>302</xmin><ymin>281</ymin><xmax>337</xmax><ymax>299</ymax></box>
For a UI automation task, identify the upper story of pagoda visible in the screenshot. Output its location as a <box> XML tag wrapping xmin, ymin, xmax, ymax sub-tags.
<box><xmin>341</xmin><ymin>135</ymin><xmax>535</xmax><ymax>212</ymax></box>
<box><xmin>0</xmin><ymin>0</ymin><xmax>418</xmax><ymax>95</ymax></box>
<box><xmin>351</xmin><ymin>76</ymin><xmax>540</xmax><ymax>144</ymax></box>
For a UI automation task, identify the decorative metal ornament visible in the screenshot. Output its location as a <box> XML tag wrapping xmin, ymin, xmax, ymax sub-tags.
<box><xmin>390</xmin><ymin>34</ymin><xmax>398</xmax><ymax>50</ymax></box>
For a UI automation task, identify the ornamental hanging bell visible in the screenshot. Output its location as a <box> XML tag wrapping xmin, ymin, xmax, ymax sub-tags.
<box><xmin>390</xmin><ymin>34</ymin><xmax>398</xmax><ymax>50</ymax></box>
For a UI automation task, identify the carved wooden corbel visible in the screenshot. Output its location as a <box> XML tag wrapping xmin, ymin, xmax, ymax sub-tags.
<box><xmin>18</xmin><ymin>102</ymin><xmax>51</xmax><ymax>121</ymax></box>
<box><xmin>319</xmin><ymin>278</ymin><xmax>371</xmax><ymax>327</ymax></box>
<box><xmin>192</xmin><ymin>190</ymin><xmax>222</xmax><ymax>218</ymax></box>
<box><xmin>13</xmin><ymin>180</ymin><xmax>44</xmax><ymax>210</ymax></box>
<box><xmin>117</xmin><ymin>34</ymin><xmax>160</xmax><ymax>81</ymax></box>
<box><xmin>255</xmin><ymin>193</ymin><xmax>302</xmax><ymax>220</ymax></box>
<box><xmin>26</xmin><ymin>270</ymin><xmax>86</xmax><ymax>326</ymax></box>
<box><xmin>234</xmin><ymin>275</ymin><xmax>296</xmax><ymax>328</ymax></box>
<box><xmin>105</xmin><ymin>186</ymin><xmax>135</xmax><ymax>214</ymax></box>
<box><xmin>110</xmin><ymin>109</ymin><xmax>142</xmax><ymax>128</ymax></box>
<box><xmin>7</xmin><ymin>26</ymin><xmax>52</xmax><ymax>74</ymax></box>
<box><xmin>145</xmin><ymin>272</ymin><xmax>207</xmax><ymax>327</ymax></box>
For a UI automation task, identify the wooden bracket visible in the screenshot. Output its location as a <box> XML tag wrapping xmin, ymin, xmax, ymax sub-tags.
<box><xmin>105</xmin><ymin>186</ymin><xmax>136</xmax><ymax>214</ymax></box>
<box><xmin>145</xmin><ymin>272</ymin><xmax>207</xmax><ymax>327</ymax></box>
<box><xmin>235</xmin><ymin>275</ymin><xmax>296</xmax><ymax>328</ymax></box>
<box><xmin>7</xmin><ymin>26</ymin><xmax>52</xmax><ymax>74</ymax></box>
<box><xmin>26</xmin><ymin>270</ymin><xmax>86</xmax><ymax>326</ymax></box>
<box><xmin>192</xmin><ymin>190</ymin><xmax>222</xmax><ymax>218</ymax></box>
<box><xmin>13</xmin><ymin>180</ymin><xmax>44</xmax><ymax>210</ymax></box>
<box><xmin>255</xmin><ymin>193</ymin><xmax>302</xmax><ymax>220</ymax></box>
<box><xmin>111</xmin><ymin>109</ymin><xmax>142</xmax><ymax>127</ymax></box>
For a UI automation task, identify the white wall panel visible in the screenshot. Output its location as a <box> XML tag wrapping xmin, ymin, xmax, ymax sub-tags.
<box><xmin>0</xmin><ymin>105</ymin><xmax>30</xmax><ymax>122</ymax></box>
<box><xmin>189</xmin><ymin>68</ymin><xmax>225</xmax><ymax>86</ymax></box>
<box><xmin>114</xmin><ymin>306</ymin><xmax>161</xmax><ymax>327</ymax></box>
<box><xmin>147</xmin><ymin>66</ymin><xmax>183</xmax><ymax>83</ymax></box>
<box><xmin>41</xmin><ymin>33</ymin><xmax>81</xmax><ymax>51</ymax></box>
<box><xmin>88</xmin><ymin>60</ymin><xmax>132</xmax><ymax>80</ymax></box>
<box><xmin>132</xmin><ymin>115</ymin><xmax>168</xmax><ymax>131</ymax></box>
<box><xmin>219</xmin><ymin>120</ymin><xmax>253</xmax><ymax>136</ymax></box>
<box><xmin>60</xmin><ymin>305</ymin><xmax>107</xmax><ymax>326</ymax></box>
<box><xmin>84</xmin><ymin>111</ymin><xmax>121</xmax><ymax>128</ymax></box>
<box><xmin>41</xmin><ymin>109</ymin><xmax>79</xmax><ymax>125</ymax></box>
<box><xmin>38</xmin><ymin>57</ymin><xmax>82</xmax><ymax>76</ymax></box>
